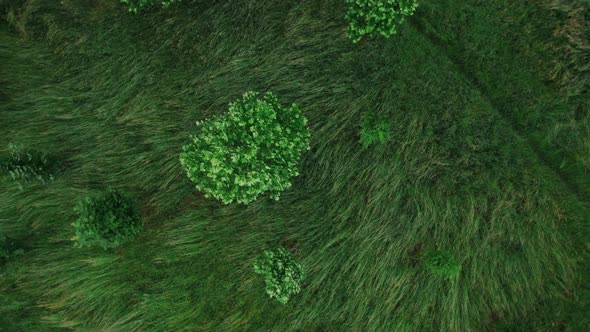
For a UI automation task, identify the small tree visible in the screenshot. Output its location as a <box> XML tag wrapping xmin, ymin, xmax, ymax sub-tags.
<box><xmin>72</xmin><ymin>189</ymin><xmax>143</xmax><ymax>250</ymax></box>
<box><xmin>253</xmin><ymin>247</ymin><xmax>304</xmax><ymax>304</ymax></box>
<box><xmin>422</xmin><ymin>248</ymin><xmax>462</xmax><ymax>280</ymax></box>
<box><xmin>180</xmin><ymin>91</ymin><xmax>310</xmax><ymax>205</ymax></box>
<box><xmin>345</xmin><ymin>0</ymin><xmax>418</xmax><ymax>43</ymax></box>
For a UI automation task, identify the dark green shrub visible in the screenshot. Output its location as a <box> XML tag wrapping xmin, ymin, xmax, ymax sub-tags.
<box><xmin>120</xmin><ymin>0</ymin><xmax>180</xmax><ymax>13</ymax></box>
<box><xmin>0</xmin><ymin>143</ymin><xmax>59</xmax><ymax>188</ymax></box>
<box><xmin>71</xmin><ymin>189</ymin><xmax>143</xmax><ymax>250</ymax></box>
<box><xmin>180</xmin><ymin>91</ymin><xmax>310</xmax><ymax>205</ymax></box>
<box><xmin>0</xmin><ymin>236</ymin><xmax>11</xmax><ymax>263</ymax></box>
<box><xmin>253</xmin><ymin>247</ymin><xmax>304</xmax><ymax>304</ymax></box>
<box><xmin>345</xmin><ymin>0</ymin><xmax>418</xmax><ymax>43</ymax></box>
<box><xmin>359</xmin><ymin>112</ymin><xmax>392</xmax><ymax>147</ymax></box>
<box><xmin>0</xmin><ymin>235</ymin><xmax>24</xmax><ymax>265</ymax></box>
<box><xmin>422</xmin><ymin>249</ymin><xmax>462</xmax><ymax>280</ymax></box>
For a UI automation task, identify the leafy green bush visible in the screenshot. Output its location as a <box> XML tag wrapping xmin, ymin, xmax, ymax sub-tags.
<box><xmin>422</xmin><ymin>249</ymin><xmax>462</xmax><ymax>280</ymax></box>
<box><xmin>0</xmin><ymin>143</ymin><xmax>59</xmax><ymax>188</ymax></box>
<box><xmin>120</xmin><ymin>0</ymin><xmax>180</xmax><ymax>13</ymax></box>
<box><xmin>345</xmin><ymin>0</ymin><xmax>418</xmax><ymax>43</ymax></box>
<box><xmin>359</xmin><ymin>112</ymin><xmax>392</xmax><ymax>147</ymax></box>
<box><xmin>253</xmin><ymin>247</ymin><xmax>304</xmax><ymax>304</ymax></box>
<box><xmin>180</xmin><ymin>91</ymin><xmax>310</xmax><ymax>205</ymax></box>
<box><xmin>72</xmin><ymin>189</ymin><xmax>143</xmax><ymax>250</ymax></box>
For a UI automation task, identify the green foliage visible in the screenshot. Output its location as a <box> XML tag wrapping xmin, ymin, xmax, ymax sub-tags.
<box><xmin>422</xmin><ymin>249</ymin><xmax>462</xmax><ymax>280</ymax></box>
<box><xmin>120</xmin><ymin>0</ymin><xmax>180</xmax><ymax>13</ymax></box>
<box><xmin>180</xmin><ymin>91</ymin><xmax>310</xmax><ymax>205</ymax></box>
<box><xmin>0</xmin><ymin>143</ymin><xmax>58</xmax><ymax>188</ymax></box>
<box><xmin>1</xmin><ymin>1</ymin><xmax>589</xmax><ymax>331</ymax></box>
<box><xmin>0</xmin><ymin>236</ymin><xmax>11</xmax><ymax>262</ymax></box>
<box><xmin>345</xmin><ymin>0</ymin><xmax>418</xmax><ymax>43</ymax></box>
<box><xmin>253</xmin><ymin>247</ymin><xmax>304</xmax><ymax>304</ymax></box>
<box><xmin>0</xmin><ymin>235</ymin><xmax>24</xmax><ymax>265</ymax></box>
<box><xmin>72</xmin><ymin>189</ymin><xmax>143</xmax><ymax>250</ymax></box>
<box><xmin>359</xmin><ymin>112</ymin><xmax>392</xmax><ymax>147</ymax></box>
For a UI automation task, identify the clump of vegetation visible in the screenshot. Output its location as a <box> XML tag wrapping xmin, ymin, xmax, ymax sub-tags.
<box><xmin>0</xmin><ymin>235</ymin><xmax>24</xmax><ymax>266</ymax></box>
<box><xmin>253</xmin><ymin>247</ymin><xmax>304</xmax><ymax>304</ymax></box>
<box><xmin>359</xmin><ymin>112</ymin><xmax>392</xmax><ymax>148</ymax></box>
<box><xmin>0</xmin><ymin>241</ymin><xmax>9</xmax><ymax>262</ymax></box>
<box><xmin>422</xmin><ymin>249</ymin><xmax>462</xmax><ymax>280</ymax></box>
<box><xmin>120</xmin><ymin>0</ymin><xmax>180</xmax><ymax>13</ymax></box>
<box><xmin>180</xmin><ymin>91</ymin><xmax>310</xmax><ymax>205</ymax></box>
<box><xmin>72</xmin><ymin>189</ymin><xmax>143</xmax><ymax>250</ymax></box>
<box><xmin>345</xmin><ymin>0</ymin><xmax>418</xmax><ymax>43</ymax></box>
<box><xmin>0</xmin><ymin>143</ymin><xmax>59</xmax><ymax>188</ymax></box>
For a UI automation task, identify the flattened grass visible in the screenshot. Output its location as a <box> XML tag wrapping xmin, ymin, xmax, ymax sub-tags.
<box><xmin>1</xmin><ymin>0</ymin><xmax>588</xmax><ymax>330</ymax></box>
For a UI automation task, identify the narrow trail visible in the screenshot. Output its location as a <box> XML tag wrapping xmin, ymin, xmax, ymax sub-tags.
<box><xmin>409</xmin><ymin>17</ymin><xmax>590</xmax><ymax>212</ymax></box>
<box><xmin>408</xmin><ymin>17</ymin><xmax>590</xmax><ymax>323</ymax></box>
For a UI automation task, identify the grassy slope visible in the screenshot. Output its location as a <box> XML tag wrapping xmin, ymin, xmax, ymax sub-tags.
<box><xmin>414</xmin><ymin>0</ymin><xmax>590</xmax><ymax>201</ymax></box>
<box><xmin>0</xmin><ymin>0</ymin><xmax>588</xmax><ymax>331</ymax></box>
<box><xmin>412</xmin><ymin>1</ymin><xmax>590</xmax><ymax>328</ymax></box>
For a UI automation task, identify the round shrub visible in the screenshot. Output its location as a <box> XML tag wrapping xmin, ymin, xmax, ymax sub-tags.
<box><xmin>180</xmin><ymin>91</ymin><xmax>310</xmax><ymax>205</ymax></box>
<box><xmin>345</xmin><ymin>0</ymin><xmax>419</xmax><ymax>43</ymax></box>
<box><xmin>422</xmin><ymin>249</ymin><xmax>462</xmax><ymax>280</ymax></box>
<box><xmin>72</xmin><ymin>189</ymin><xmax>143</xmax><ymax>250</ymax></box>
<box><xmin>253</xmin><ymin>247</ymin><xmax>304</xmax><ymax>304</ymax></box>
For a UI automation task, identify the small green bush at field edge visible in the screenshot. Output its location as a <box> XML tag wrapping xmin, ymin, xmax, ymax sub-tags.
<box><xmin>72</xmin><ymin>189</ymin><xmax>143</xmax><ymax>250</ymax></box>
<box><xmin>359</xmin><ymin>112</ymin><xmax>392</xmax><ymax>147</ymax></box>
<box><xmin>253</xmin><ymin>247</ymin><xmax>304</xmax><ymax>304</ymax></box>
<box><xmin>180</xmin><ymin>91</ymin><xmax>310</xmax><ymax>205</ymax></box>
<box><xmin>120</xmin><ymin>0</ymin><xmax>180</xmax><ymax>13</ymax></box>
<box><xmin>345</xmin><ymin>0</ymin><xmax>418</xmax><ymax>43</ymax></box>
<box><xmin>422</xmin><ymin>248</ymin><xmax>462</xmax><ymax>280</ymax></box>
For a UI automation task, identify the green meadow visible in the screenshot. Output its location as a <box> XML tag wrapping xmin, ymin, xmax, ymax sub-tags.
<box><xmin>1</xmin><ymin>0</ymin><xmax>588</xmax><ymax>330</ymax></box>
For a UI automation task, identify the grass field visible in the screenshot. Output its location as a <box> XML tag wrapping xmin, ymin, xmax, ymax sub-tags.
<box><xmin>1</xmin><ymin>0</ymin><xmax>588</xmax><ymax>331</ymax></box>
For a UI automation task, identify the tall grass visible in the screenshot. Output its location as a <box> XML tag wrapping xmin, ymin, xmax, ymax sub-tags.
<box><xmin>413</xmin><ymin>0</ymin><xmax>590</xmax><ymax>192</ymax></box>
<box><xmin>1</xmin><ymin>0</ymin><xmax>588</xmax><ymax>330</ymax></box>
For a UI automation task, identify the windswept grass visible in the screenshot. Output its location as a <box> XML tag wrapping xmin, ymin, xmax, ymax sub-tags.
<box><xmin>413</xmin><ymin>0</ymin><xmax>590</xmax><ymax>194</ymax></box>
<box><xmin>1</xmin><ymin>0</ymin><xmax>588</xmax><ymax>331</ymax></box>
